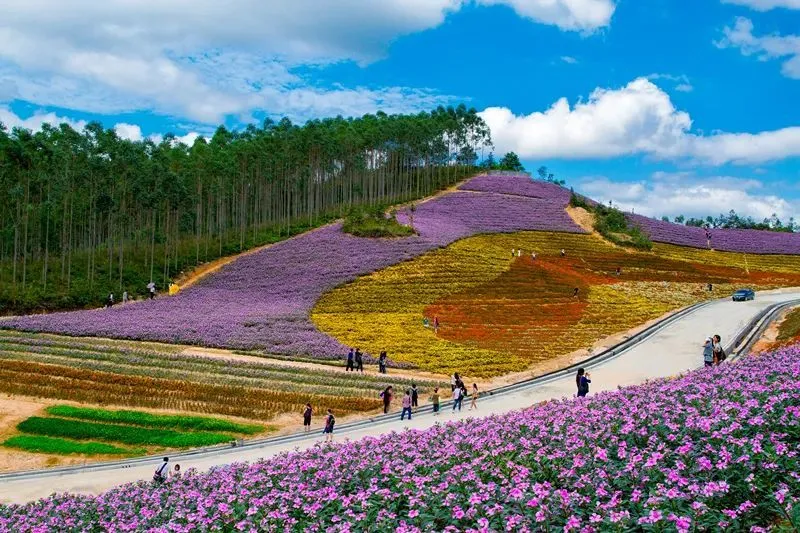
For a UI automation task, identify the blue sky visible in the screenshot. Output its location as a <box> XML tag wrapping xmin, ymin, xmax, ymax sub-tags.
<box><xmin>1</xmin><ymin>0</ymin><xmax>799</xmax><ymax>221</ymax></box>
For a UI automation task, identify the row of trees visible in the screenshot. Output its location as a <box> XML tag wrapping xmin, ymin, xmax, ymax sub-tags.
<box><xmin>662</xmin><ymin>211</ymin><xmax>797</xmax><ymax>233</ymax></box>
<box><xmin>0</xmin><ymin>105</ymin><xmax>491</xmax><ymax>312</ymax></box>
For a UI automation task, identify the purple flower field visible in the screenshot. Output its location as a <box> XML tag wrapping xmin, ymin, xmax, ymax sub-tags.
<box><xmin>458</xmin><ymin>173</ymin><xmax>572</xmax><ymax>203</ymax></box>
<box><xmin>1</xmin><ymin>179</ymin><xmax>584</xmax><ymax>359</ymax></box>
<box><xmin>3</xmin><ymin>346</ymin><xmax>798</xmax><ymax>532</ymax></box>
<box><xmin>629</xmin><ymin>214</ymin><xmax>800</xmax><ymax>255</ymax></box>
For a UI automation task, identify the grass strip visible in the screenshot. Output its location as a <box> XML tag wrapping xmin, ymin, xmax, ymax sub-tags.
<box><xmin>46</xmin><ymin>405</ymin><xmax>262</xmax><ymax>435</ymax></box>
<box><xmin>17</xmin><ymin>417</ymin><xmax>233</xmax><ymax>448</ymax></box>
<box><xmin>3</xmin><ymin>435</ymin><xmax>144</xmax><ymax>456</ymax></box>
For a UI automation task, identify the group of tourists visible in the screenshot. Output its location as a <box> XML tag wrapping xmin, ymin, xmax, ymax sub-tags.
<box><xmin>345</xmin><ymin>348</ymin><xmax>391</xmax><ymax>374</ymax></box>
<box><xmin>450</xmin><ymin>373</ymin><xmax>478</xmax><ymax>412</ymax></box>
<box><xmin>301</xmin><ymin>404</ymin><xmax>337</xmax><ymax>441</ymax></box>
<box><xmin>345</xmin><ymin>348</ymin><xmax>364</xmax><ymax>372</ymax></box>
<box><xmin>105</xmin><ymin>280</ymin><xmax>162</xmax><ymax>309</ymax></box>
<box><xmin>511</xmin><ymin>248</ymin><xmax>538</xmax><ymax>260</ymax></box>
<box><xmin>104</xmin><ymin>290</ymin><xmax>130</xmax><ymax>308</ymax></box>
<box><xmin>702</xmin><ymin>335</ymin><xmax>727</xmax><ymax>366</ymax></box>
<box><xmin>152</xmin><ymin>457</ymin><xmax>181</xmax><ymax>483</ymax></box>
<box><xmin>423</xmin><ymin>316</ymin><xmax>440</xmax><ymax>334</ymax></box>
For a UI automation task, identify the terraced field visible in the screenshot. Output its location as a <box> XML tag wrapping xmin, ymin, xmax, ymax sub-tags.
<box><xmin>0</xmin><ymin>331</ymin><xmax>442</xmax><ymax>421</ymax></box>
<box><xmin>313</xmin><ymin>232</ymin><xmax>800</xmax><ymax>376</ymax></box>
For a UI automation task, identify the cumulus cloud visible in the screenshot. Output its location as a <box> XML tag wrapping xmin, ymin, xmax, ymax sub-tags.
<box><xmin>0</xmin><ymin>0</ymin><xmax>615</xmax><ymax>123</ymax></box>
<box><xmin>577</xmin><ymin>172</ymin><xmax>800</xmax><ymax>221</ymax></box>
<box><xmin>479</xmin><ymin>77</ymin><xmax>800</xmax><ymax>165</ymax></box>
<box><xmin>716</xmin><ymin>17</ymin><xmax>800</xmax><ymax>79</ymax></box>
<box><xmin>721</xmin><ymin>0</ymin><xmax>800</xmax><ymax>10</ymax></box>
<box><xmin>0</xmin><ymin>105</ymin><xmax>87</xmax><ymax>131</ymax></box>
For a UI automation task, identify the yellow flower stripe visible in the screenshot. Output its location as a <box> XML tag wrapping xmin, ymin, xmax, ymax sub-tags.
<box><xmin>312</xmin><ymin>231</ymin><xmax>800</xmax><ymax>377</ymax></box>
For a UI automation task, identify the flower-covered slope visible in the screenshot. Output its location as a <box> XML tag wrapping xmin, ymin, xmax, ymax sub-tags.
<box><xmin>629</xmin><ymin>213</ymin><xmax>800</xmax><ymax>254</ymax></box>
<box><xmin>3</xmin><ymin>347</ymin><xmax>798</xmax><ymax>531</ymax></box>
<box><xmin>313</xmin><ymin>230</ymin><xmax>800</xmax><ymax>376</ymax></box>
<box><xmin>0</xmin><ymin>176</ymin><xmax>584</xmax><ymax>358</ymax></box>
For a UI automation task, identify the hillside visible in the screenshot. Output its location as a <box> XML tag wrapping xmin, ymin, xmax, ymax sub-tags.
<box><xmin>2</xmin><ymin>346</ymin><xmax>798</xmax><ymax>530</ymax></box>
<box><xmin>2</xmin><ymin>173</ymin><xmax>800</xmax><ymax>374</ymax></box>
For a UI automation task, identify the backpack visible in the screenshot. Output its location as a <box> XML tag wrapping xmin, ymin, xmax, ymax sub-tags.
<box><xmin>153</xmin><ymin>463</ymin><xmax>167</xmax><ymax>482</ymax></box>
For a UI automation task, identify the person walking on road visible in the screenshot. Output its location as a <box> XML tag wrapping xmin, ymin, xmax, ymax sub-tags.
<box><xmin>354</xmin><ymin>348</ymin><xmax>364</xmax><ymax>373</ymax></box>
<box><xmin>576</xmin><ymin>368</ymin><xmax>591</xmax><ymax>397</ymax></box>
<box><xmin>702</xmin><ymin>337</ymin><xmax>714</xmax><ymax>367</ymax></box>
<box><xmin>452</xmin><ymin>386</ymin><xmax>463</xmax><ymax>412</ymax></box>
<box><xmin>411</xmin><ymin>384</ymin><xmax>419</xmax><ymax>408</ymax></box>
<box><xmin>122</xmin><ymin>290</ymin><xmax>128</xmax><ymax>304</ymax></box>
<box><xmin>378</xmin><ymin>350</ymin><xmax>388</xmax><ymax>374</ymax></box>
<box><xmin>401</xmin><ymin>390</ymin><xmax>413</xmax><ymax>421</ymax></box>
<box><xmin>323</xmin><ymin>409</ymin><xmax>335</xmax><ymax>442</ymax></box>
<box><xmin>302</xmin><ymin>403</ymin><xmax>313</xmax><ymax>433</ymax></box>
<box><xmin>468</xmin><ymin>383</ymin><xmax>479</xmax><ymax>410</ymax></box>
<box><xmin>431</xmin><ymin>387</ymin><xmax>440</xmax><ymax>415</ymax></box>
<box><xmin>381</xmin><ymin>386</ymin><xmax>393</xmax><ymax>414</ymax></box>
<box><xmin>147</xmin><ymin>282</ymin><xmax>156</xmax><ymax>299</ymax></box>
<box><xmin>713</xmin><ymin>334</ymin><xmax>726</xmax><ymax>365</ymax></box>
<box><xmin>153</xmin><ymin>457</ymin><xmax>169</xmax><ymax>483</ymax></box>
<box><xmin>345</xmin><ymin>348</ymin><xmax>355</xmax><ymax>372</ymax></box>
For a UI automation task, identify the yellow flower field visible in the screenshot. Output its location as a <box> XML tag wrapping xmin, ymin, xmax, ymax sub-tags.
<box><xmin>312</xmin><ymin>231</ymin><xmax>800</xmax><ymax>377</ymax></box>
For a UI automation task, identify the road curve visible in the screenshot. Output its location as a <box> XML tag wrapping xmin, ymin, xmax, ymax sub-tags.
<box><xmin>1</xmin><ymin>289</ymin><xmax>799</xmax><ymax>505</ymax></box>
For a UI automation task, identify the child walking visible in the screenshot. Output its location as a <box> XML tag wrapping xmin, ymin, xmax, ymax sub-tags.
<box><xmin>469</xmin><ymin>383</ymin><xmax>479</xmax><ymax>410</ymax></box>
<box><xmin>431</xmin><ymin>387</ymin><xmax>440</xmax><ymax>415</ymax></box>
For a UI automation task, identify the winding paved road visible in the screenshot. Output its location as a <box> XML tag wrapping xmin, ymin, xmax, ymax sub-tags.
<box><xmin>1</xmin><ymin>288</ymin><xmax>798</xmax><ymax>505</ymax></box>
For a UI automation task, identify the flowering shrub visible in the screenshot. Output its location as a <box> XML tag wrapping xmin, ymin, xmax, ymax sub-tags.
<box><xmin>630</xmin><ymin>213</ymin><xmax>800</xmax><ymax>255</ymax></box>
<box><xmin>314</xmin><ymin>230</ymin><xmax>800</xmax><ymax>376</ymax></box>
<box><xmin>1</xmin><ymin>187</ymin><xmax>583</xmax><ymax>361</ymax></box>
<box><xmin>3</xmin><ymin>347</ymin><xmax>799</xmax><ymax>531</ymax></box>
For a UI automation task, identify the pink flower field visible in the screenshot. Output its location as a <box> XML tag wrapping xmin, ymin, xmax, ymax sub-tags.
<box><xmin>2</xmin><ymin>346</ymin><xmax>798</xmax><ymax>531</ymax></box>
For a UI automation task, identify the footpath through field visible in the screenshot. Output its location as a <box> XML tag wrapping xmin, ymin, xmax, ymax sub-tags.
<box><xmin>2</xmin><ymin>288</ymin><xmax>799</xmax><ymax>504</ymax></box>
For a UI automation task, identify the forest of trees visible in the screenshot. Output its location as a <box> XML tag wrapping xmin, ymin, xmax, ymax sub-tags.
<box><xmin>662</xmin><ymin>210</ymin><xmax>798</xmax><ymax>233</ymax></box>
<box><xmin>0</xmin><ymin>105</ymin><xmax>490</xmax><ymax>313</ymax></box>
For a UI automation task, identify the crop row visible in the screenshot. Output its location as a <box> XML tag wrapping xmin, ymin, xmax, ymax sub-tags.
<box><xmin>3</xmin><ymin>435</ymin><xmax>142</xmax><ymax>457</ymax></box>
<box><xmin>0</xmin><ymin>359</ymin><xmax>382</xmax><ymax>420</ymax></box>
<box><xmin>45</xmin><ymin>405</ymin><xmax>262</xmax><ymax>435</ymax></box>
<box><xmin>17</xmin><ymin>417</ymin><xmax>232</xmax><ymax>448</ymax></box>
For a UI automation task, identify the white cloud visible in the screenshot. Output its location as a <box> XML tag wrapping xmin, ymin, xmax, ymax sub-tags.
<box><xmin>645</xmin><ymin>73</ymin><xmax>694</xmax><ymax>93</ymax></box>
<box><xmin>721</xmin><ymin>0</ymin><xmax>800</xmax><ymax>10</ymax></box>
<box><xmin>0</xmin><ymin>105</ymin><xmax>87</xmax><ymax>131</ymax></box>
<box><xmin>716</xmin><ymin>17</ymin><xmax>800</xmax><ymax>79</ymax></box>
<box><xmin>480</xmin><ymin>77</ymin><xmax>800</xmax><ymax>165</ymax></box>
<box><xmin>561</xmin><ymin>56</ymin><xmax>579</xmax><ymax>64</ymax></box>
<box><xmin>0</xmin><ymin>0</ymin><xmax>615</xmax><ymax>124</ymax></box>
<box><xmin>577</xmin><ymin>172</ymin><xmax>800</xmax><ymax>221</ymax></box>
<box><xmin>1</xmin><ymin>106</ymin><xmax>201</xmax><ymax>146</ymax></box>
<box><xmin>478</xmin><ymin>0</ymin><xmax>615</xmax><ymax>32</ymax></box>
<box><xmin>114</xmin><ymin>123</ymin><xmax>144</xmax><ymax>142</ymax></box>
